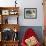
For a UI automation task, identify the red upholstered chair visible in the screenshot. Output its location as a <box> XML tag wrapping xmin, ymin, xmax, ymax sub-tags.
<box><xmin>21</xmin><ymin>28</ymin><xmax>41</xmax><ymax>46</ymax></box>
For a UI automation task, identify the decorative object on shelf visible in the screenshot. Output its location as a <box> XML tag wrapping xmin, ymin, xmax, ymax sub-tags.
<box><xmin>2</xmin><ymin>28</ymin><xmax>13</xmax><ymax>41</ymax></box>
<box><xmin>2</xmin><ymin>16</ymin><xmax>8</xmax><ymax>24</ymax></box>
<box><xmin>13</xmin><ymin>28</ymin><xmax>18</xmax><ymax>41</ymax></box>
<box><xmin>14</xmin><ymin>28</ymin><xmax>17</xmax><ymax>32</ymax></box>
<box><xmin>13</xmin><ymin>32</ymin><xmax>18</xmax><ymax>41</ymax></box>
<box><xmin>24</xmin><ymin>8</ymin><xmax>37</xmax><ymax>19</ymax></box>
<box><xmin>5</xmin><ymin>18</ymin><xmax>8</xmax><ymax>24</ymax></box>
<box><xmin>9</xmin><ymin>10</ymin><xmax>18</xmax><ymax>15</ymax></box>
<box><xmin>15</xmin><ymin>0</ymin><xmax>17</xmax><ymax>7</ymax></box>
<box><xmin>1</xmin><ymin>28</ymin><xmax>19</xmax><ymax>41</ymax></box>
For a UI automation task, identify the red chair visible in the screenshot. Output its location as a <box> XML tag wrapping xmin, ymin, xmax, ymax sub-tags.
<box><xmin>21</xmin><ymin>28</ymin><xmax>41</xmax><ymax>46</ymax></box>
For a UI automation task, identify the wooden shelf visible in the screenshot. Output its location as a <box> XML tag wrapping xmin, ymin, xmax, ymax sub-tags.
<box><xmin>0</xmin><ymin>24</ymin><xmax>20</xmax><ymax>32</ymax></box>
<box><xmin>0</xmin><ymin>40</ymin><xmax>19</xmax><ymax>46</ymax></box>
<box><xmin>0</xmin><ymin>7</ymin><xmax>19</xmax><ymax>46</ymax></box>
<box><xmin>0</xmin><ymin>7</ymin><xmax>19</xmax><ymax>10</ymax></box>
<box><xmin>2</xmin><ymin>40</ymin><xmax>19</xmax><ymax>42</ymax></box>
<box><xmin>0</xmin><ymin>7</ymin><xmax>19</xmax><ymax>15</ymax></box>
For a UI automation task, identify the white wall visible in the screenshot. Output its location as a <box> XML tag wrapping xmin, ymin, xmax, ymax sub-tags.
<box><xmin>18</xmin><ymin>0</ymin><xmax>44</xmax><ymax>26</ymax></box>
<box><xmin>0</xmin><ymin>0</ymin><xmax>44</xmax><ymax>26</ymax></box>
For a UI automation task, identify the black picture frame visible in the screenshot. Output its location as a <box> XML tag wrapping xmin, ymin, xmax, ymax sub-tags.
<box><xmin>24</xmin><ymin>8</ymin><xmax>37</xmax><ymax>19</ymax></box>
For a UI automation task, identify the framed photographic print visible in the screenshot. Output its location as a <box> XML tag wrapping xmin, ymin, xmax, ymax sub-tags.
<box><xmin>2</xmin><ymin>10</ymin><xmax>9</xmax><ymax>15</ymax></box>
<box><xmin>24</xmin><ymin>8</ymin><xmax>37</xmax><ymax>19</ymax></box>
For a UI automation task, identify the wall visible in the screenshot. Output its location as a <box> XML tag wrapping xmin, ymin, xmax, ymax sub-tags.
<box><xmin>0</xmin><ymin>0</ymin><xmax>44</xmax><ymax>26</ymax></box>
<box><xmin>18</xmin><ymin>0</ymin><xmax>44</xmax><ymax>26</ymax></box>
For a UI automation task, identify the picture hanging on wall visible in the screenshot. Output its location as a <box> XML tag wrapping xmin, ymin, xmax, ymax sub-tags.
<box><xmin>24</xmin><ymin>8</ymin><xmax>37</xmax><ymax>19</ymax></box>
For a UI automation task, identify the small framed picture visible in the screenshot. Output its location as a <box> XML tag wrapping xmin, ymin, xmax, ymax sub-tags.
<box><xmin>24</xmin><ymin>8</ymin><xmax>37</xmax><ymax>19</ymax></box>
<box><xmin>2</xmin><ymin>10</ymin><xmax>9</xmax><ymax>15</ymax></box>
